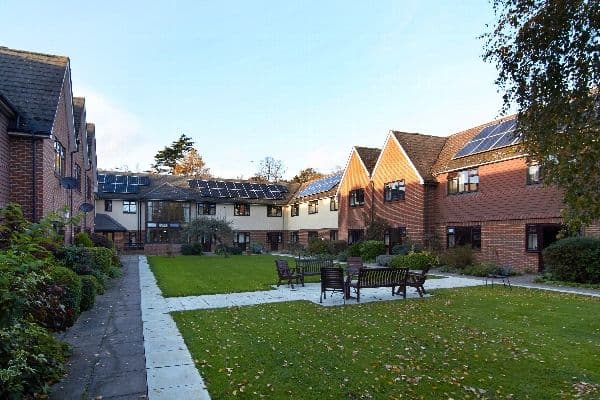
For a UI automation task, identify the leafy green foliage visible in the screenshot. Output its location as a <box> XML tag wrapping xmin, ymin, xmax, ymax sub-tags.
<box><xmin>173</xmin><ymin>287</ymin><xmax>600</xmax><ymax>399</ymax></box>
<box><xmin>89</xmin><ymin>233</ymin><xmax>114</xmax><ymax>249</ymax></box>
<box><xmin>74</xmin><ymin>232</ymin><xmax>94</xmax><ymax>247</ymax></box>
<box><xmin>347</xmin><ymin>243</ymin><xmax>362</xmax><ymax>257</ymax></box>
<box><xmin>181</xmin><ymin>243</ymin><xmax>204</xmax><ymax>255</ymax></box>
<box><xmin>543</xmin><ymin>237</ymin><xmax>600</xmax><ymax>283</ymax></box>
<box><xmin>183</xmin><ymin>217</ymin><xmax>233</xmax><ymax>252</ymax></box>
<box><xmin>365</xmin><ymin>216</ymin><xmax>390</xmax><ymax>241</ymax></box>
<box><xmin>148</xmin><ymin>255</ymin><xmax>295</xmax><ymax>296</ymax></box>
<box><xmin>327</xmin><ymin>240</ymin><xmax>348</xmax><ymax>256</ymax></box>
<box><xmin>250</xmin><ymin>242</ymin><xmax>264</xmax><ymax>254</ymax></box>
<box><xmin>152</xmin><ymin>133</ymin><xmax>194</xmax><ymax>173</ymax></box>
<box><xmin>483</xmin><ymin>0</ymin><xmax>600</xmax><ymax>230</ymax></box>
<box><xmin>80</xmin><ymin>275</ymin><xmax>98</xmax><ymax>311</ymax></box>
<box><xmin>390</xmin><ymin>251</ymin><xmax>438</xmax><ymax>270</ymax></box>
<box><xmin>307</xmin><ymin>237</ymin><xmax>328</xmax><ymax>255</ymax></box>
<box><xmin>391</xmin><ymin>241</ymin><xmax>424</xmax><ymax>255</ymax></box>
<box><xmin>215</xmin><ymin>244</ymin><xmax>243</xmax><ymax>256</ymax></box>
<box><xmin>0</xmin><ymin>321</ymin><xmax>69</xmax><ymax>399</ymax></box>
<box><xmin>48</xmin><ymin>266</ymin><xmax>82</xmax><ymax>329</ymax></box>
<box><xmin>359</xmin><ymin>240</ymin><xmax>386</xmax><ymax>261</ymax></box>
<box><xmin>438</xmin><ymin>246</ymin><xmax>474</xmax><ymax>269</ymax></box>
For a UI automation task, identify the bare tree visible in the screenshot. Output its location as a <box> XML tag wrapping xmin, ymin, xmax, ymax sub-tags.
<box><xmin>253</xmin><ymin>156</ymin><xmax>286</xmax><ymax>182</ymax></box>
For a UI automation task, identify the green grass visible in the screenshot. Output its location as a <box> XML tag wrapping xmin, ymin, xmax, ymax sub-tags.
<box><xmin>148</xmin><ymin>255</ymin><xmax>318</xmax><ymax>297</ymax></box>
<box><xmin>173</xmin><ymin>287</ymin><xmax>600</xmax><ymax>399</ymax></box>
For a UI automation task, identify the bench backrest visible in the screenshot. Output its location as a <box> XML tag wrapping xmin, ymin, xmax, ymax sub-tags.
<box><xmin>357</xmin><ymin>267</ymin><xmax>409</xmax><ymax>288</ymax></box>
<box><xmin>295</xmin><ymin>257</ymin><xmax>333</xmax><ymax>273</ymax></box>
<box><xmin>275</xmin><ymin>259</ymin><xmax>293</xmax><ymax>278</ymax></box>
<box><xmin>321</xmin><ymin>267</ymin><xmax>346</xmax><ymax>290</ymax></box>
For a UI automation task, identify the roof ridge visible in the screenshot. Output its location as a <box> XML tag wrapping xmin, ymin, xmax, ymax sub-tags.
<box><xmin>449</xmin><ymin>114</ymin><xmax>517</xmax><ymax>138</ymax></box>
<box><xmin>0</xmin><ymin>46</ymin><xmax>69</xmax><ymax>61</ymax></box>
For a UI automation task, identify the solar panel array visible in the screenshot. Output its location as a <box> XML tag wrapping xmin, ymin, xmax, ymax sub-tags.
<box><xmin>453</xmin><ymin>118</ymin><xmax>520</xmax><ymax>159</ymax></box>
<box><xmin>297</xmin><ymin>173</ymin><xmax>342</xmax><ymax>198</ymax></box>
<box><xmin>188</xmin><ymin>180</ymin><xmax>289</xmax><ymax>200</ymax></box>
<box><xmin>97</xmin><ymin>174</ymin><xmax>150</xmax><ymax>193</ymax></box>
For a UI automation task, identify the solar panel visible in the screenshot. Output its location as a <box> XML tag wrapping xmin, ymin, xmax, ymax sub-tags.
<box><xmin>238</xmin><ymin>189</ymin><xmax>249</xmax><ymax>198</ymax></box>
<box><xmin>216</xmin><ymin>181</ymin><xmax>227</xmax><ymax>189</ymax></box>
<box><xmin>454</xmin><ymin>118</ymin><xmax>519</xmax><ymax>159</ymax></box>
<box><xmin>124</xmin><ymin>185</ymin><xmax>139</xmax><ymax>194</ymax></box>
<box><xmin>114</xmin><ymin>183</ymin><xmax>127</xmax><ymax>192</ymax></box>
<box><xmin>138</xmin><ymin>176</ymin><xmax>150</xmax><ymax>186</ymax></box>
<box><xmin>199</xmin><ymin>188</ymin><xmax>211</xmax><ymax>197</ymax></box>
<box><xmin>100</xmin><ymin>183</ymin><xmax>115</xmax><ymax>193</ymax></box>
<box><xmin>115</xmin><ymin>175</ymin><xmax>126</xmax><ymax>184</ymax></box>
<box><xmin>225</xmin><ymin>181</ymin><xmax>236</xmax><ymax>189</ymax></box>
<box><xmin>297</xmin><ymin>173</ymin><xmax>342</xmax><ymax>197</ymax></box>
<box><xmin>105</xmin><ymin>174</ymin><xmax>116</xmax><ymax>184</ymax></box>
<box><xmin>264</xmin><ymin>191</ymin><xmax>274</xmax><ymax>199</ymax></box>
<box><xmin>97</xmin><ymin>174</ymin><xmax>106</xmax><ymax>184</ymax></box>
<box><xmin>127</xmin><ymin>176</ymin><xmax>139</xmax><ymax>185</ymax></box>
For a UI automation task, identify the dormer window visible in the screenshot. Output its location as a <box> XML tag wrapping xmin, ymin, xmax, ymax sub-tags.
<box><xmin>448</xmin><ymin>169</ymin><xmax>479</xmax><ymax>194</ymax></box>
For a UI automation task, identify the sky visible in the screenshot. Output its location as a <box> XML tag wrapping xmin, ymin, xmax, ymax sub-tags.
<box><xmin>0</xmin><ymin>1</ymin><xmax>506</xmax><ymax>179</ymax></box>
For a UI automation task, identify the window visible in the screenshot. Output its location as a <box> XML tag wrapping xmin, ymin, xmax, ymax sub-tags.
<box><xmin>104</xmin><ymin>200</ymin><xmax>112</xmax><ymax>212</ymax></box>
<box><xmin>349</xmin><ymin>188</ymin><xmax>365</xmax><ymax>207</ymax></box>
<box><xmin>448</xmin><ymin>169</ymin><xmax>479</xmax><ymax>194</ymax></box>
<box><xmin>384</xmin><ymin>227</ymin><xmax>407</xmax><ymax>248</ymax></box>
<box><xmin>289</xmin><ymin>231</ymin><xmax>299</xmax><ymax>243</ymax></box>
<box><xmin>147</xmin><ymin>201</ymin><xmax>191</xmax><ymax>223</ymax></box>
<box><xmin>348</xmin><ymin>229</ymin><xmax>364</xmax><ymax>244</ymax></box>
<box><xmin>86</xmin><ymin>176</ymin><xmax>92</xmax><ymax>200</ymax></box>
<box><xmin>307</xmin><ymin>231</ymin><xmax>319</xmax><ymax>242</ymax></box>
<box><xmin>447</xmin><ymin>226</ymin><xmax>481</xmax><ymax>249</ymax></box>
<box><xmin>267</xmin><ymin>205</ymin><xmax>282</xmax><ymax>217</ymax></box>
<box><xmin>330</xmin><ymin>230</ymin><xmax>338</xmax><ymax>241</ymax></box>
<box><xmin>290</xmin><ymin>203</ymin><xmax>299</xmax><ymax>217</ymax></box>
<box><xmin>384</xmin><ymin>180</ymin><xmax>406</xmax><ymax>201</ymax></box>
<box><xmin>234</xmin><ymin>203</ymin><xmax>250</xmax><ymax>216</ymax></box>
<box><xmin>526</xmin><ymin>224</ymin><xmax>538</xmax><ymax>251</ymax></box>
<box><xmin>330</xmin><ymin>196</ymin><xmax>338</xmax><ymax>211</ymax></box>
<box><xmin>198</xmin><ymin>202</ymin><xmax>216</xmax><ymax>215</ymax></box>
<box><xmin>74</xmin><ymin>164</ymin><xmax>82</xmax><ymax>192</ymax></box>
<box><xmin>526</xmin><ymin>162</ymin><xmax>543</xmax><ymax>185</ymax></box>
<box><xmin>123</xmin><ymin>200</ymin><xmax>137</xmax><ymax>214</ymax></box>
<box><xmin>54</xmin><ymin>140</ymin><xmax>66</xmax><ymax>177</ymax></box>
<box><xmin>308</xmin><ymin>200</ymin><xmax>319</xmax><ymax>214</ymax></box>
<box><xmin>267</xmin><ymin>232</ymin><xmax>282</xmax><ymax>243</ymax></box>
<box><xmin>234</xmin><ymin>232</ymin><xmax>251</xmax><ymax>250</ymax></box>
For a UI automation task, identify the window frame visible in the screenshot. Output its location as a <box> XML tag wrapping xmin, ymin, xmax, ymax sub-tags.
<box><xmin>234</xmin><ymin>203</ymin><xmax>251</xmax><ymax>216</ymax></box>
<box><xmin>290</xmin><ymin>203</ymin><xmax>299</xmax><ymax>217</ymax></box>
<box><xmin>308</xmin><ymin>200</ymin><xmax>319</xmax><ymax>214</ymax></box>
<box><xmin>349</xmin><ymin>188</ymin><xmax>365</xmax><ymax>207</ymax></box>
<box><xmin>330</xmin><ymin>196</ymin><xmax>338</xmax><ymax>211</ymax></box>
<box><xmin>289</xmin><ymin>231</ymin><xmax>299</xmax><ymax>243</ymax></box>
<box><xmin>267</xmin><ymin>205</ymin><xmax>282</xmax><ymax>217</ymax></box>
<box><xmin>329</xmin><ymin>230</ymin><xmax>338</xmax><ymax>241</ymax></box>
<box><xmin>384</xmin><ymin>180</ymin><xmax>406</xmax><ymax>202</ymax></box>
<box><xmin>526</xmin><ymin>224</ymin><xmax>539</xmax><ymax>252</ymax></box>
<box><xmin>447</xmin><ymin>168</ymin><xmax>479</xmax><ymax>195</ymax></box>
<box><xmin>198</xmin><ymin>202</ymin><xmax>216</xmax><ymax>215</ymax></box>
<box><xmin>526</xmin><ymin>162</ymin><xmax>543</xmax><ymax>185</ymax></box>
<box><xmin>54</xmin><ymin>140</ymin><xmax>66</xmax><ymax>177</ymax></box>
<box><xmin>347</xmin><ymin>229</ymin><xmax>365</xmax><ymax>244</ymax></box>
<box><xmin>447</xmin><ymin>226</ymin><xmax>481</xmax><ymax>249</ymax></box>
<box><xmin>104</xmin><ymin>200</ymin><xmax>112</xmax><ymax>212</ymax></box>
<box><xmin>123</xmin><ymin>200</ymin><xmax>137</xmax><ymax>214</ymax></box>
<box><xmin>74</xmin><ymin>164</ymin><xmax>82</xmax><ymax>192</ymax></box>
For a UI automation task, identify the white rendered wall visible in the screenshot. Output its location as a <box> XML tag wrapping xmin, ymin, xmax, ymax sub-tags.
<box><xmin>210</xmin><ymin>203</ymin><xmax>285</xmax><ymax>231</ymax></box>
<box><xmin>94</xmin><ymin>199</ymin><xmax>145</xmax><ymax>231</ymax></box>
<box><xmin>284</xmin><ymin>197</ymin><xmax>338</xmax><ymax>231</ymax></box>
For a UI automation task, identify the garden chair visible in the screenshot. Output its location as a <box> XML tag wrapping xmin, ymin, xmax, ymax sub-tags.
<box><xmin>406</xmin><ymin>264</ymin><xmax>431</xmax><ymax>297</ymax></box>
<box><xmin>485</xmin><ymin>266</ymin><xmax>512</xmax><ymax>288</ymax></box>
<box><xmin>346</xmin><ymin>256</ymin><xmax>364</xmax><ymax>279</ymax></box>
<box><xmin>275</xmin><ymin>259</ymin><xmax>304</xmax><ymax>289</ymax></box>
<box><xmin>320</xmin><ymin>267</ymin><xmax>348</xmax><ymax>304</ymax></box>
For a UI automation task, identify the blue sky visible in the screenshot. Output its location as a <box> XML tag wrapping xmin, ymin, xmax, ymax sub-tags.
<box><xmin>1</xmin><ymin>1</ymin><xmax>505</xmax><ymax>179</ymax></box>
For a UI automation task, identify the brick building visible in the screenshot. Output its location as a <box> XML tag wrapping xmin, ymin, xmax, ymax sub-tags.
<box><xmin>338</xmin><ymin>115</ymin><xmax>599</xmax><ymax>272</ymax></box>
<box><xmin>0</xmin><ymin>46</ymin><xmax>98</xmax><ymax>239</ymax></box>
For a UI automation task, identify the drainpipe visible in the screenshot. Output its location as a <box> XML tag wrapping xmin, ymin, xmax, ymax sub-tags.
<box><xmin>369</xmin><ymin>181</ymin><xmax>375</xmax><ymax>225</ymax></box>
<box><xmin>31</xmin><ymin>131</ymin><xmax>37</xmax><ymax>222</ymax></box>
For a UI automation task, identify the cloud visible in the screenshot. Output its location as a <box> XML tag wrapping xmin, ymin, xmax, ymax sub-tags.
<box><xmin>73</xmin><ymin>87</ymin><xmax>153</xmax><ymax>172</ymax></box>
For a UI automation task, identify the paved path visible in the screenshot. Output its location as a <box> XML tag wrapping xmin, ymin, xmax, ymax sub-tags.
<box><xmin>50</xmin><ymin>255</ymin><xmax>147</xmax><ymax>400</ymax></box>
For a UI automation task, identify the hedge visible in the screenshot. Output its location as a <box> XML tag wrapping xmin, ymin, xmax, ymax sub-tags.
<box><xmin>543</xmin><ymin>237</ymin><xmax>600</xmax><ymax>284</ymax></box>
<box><xmin>80</xmin><ymin>275</ymin><xmax>99</xmax><ymax>311</ymax></box>
<box><xmin>48</xmin><ymin>266</ymin><xmax>82</xmax><ymax>329</ymax></box>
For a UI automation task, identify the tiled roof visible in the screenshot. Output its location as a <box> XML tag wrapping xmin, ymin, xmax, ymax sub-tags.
<box><xmin>144</xmin><ymin>182</ymin><xmax>196</xmax><ymax>201</ymax></box>
<box><xmin>355</xmin><ymin>146</ymin><xmax>381</xmax><ymax>175</ymax></box>
<box><xmin>392</xmin><ymin>131</ymin><xmax>447</xmax><ymax>181</ymax></box>
<box><xmin>431</xmin><ymin>114</ymin><xmax>522</xmax><ymax>174</ymax></box>
<box><xmin>73</xmin><ymin>97</ymin><xmax>85</xmax><ymax>140</ymax></box>
<box><xmin>0</xmin><ymin>47</ymin><xmax>69</xmax><ymax>135</ymax></box>
<box><xmin>94</xmin><ymin>213</ymin><xmax>127</xmax><ymax>232</ymax></box>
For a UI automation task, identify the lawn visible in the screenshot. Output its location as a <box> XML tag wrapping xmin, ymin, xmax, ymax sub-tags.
<box><xmin>173</xmin><ymin>287</ymin><xmax>600</xmax><ymax>399</ymax></box>
<box><xmin>148</xmin><ymin>255</ymin><xmax>315</xmax><ymax>296</ymax></box>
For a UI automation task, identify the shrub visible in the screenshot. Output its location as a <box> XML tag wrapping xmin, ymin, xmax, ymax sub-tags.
<box><xmin>87</xmin><ymin>247</ymin><xmax>118</xmax><ymax>275</ymax></box>
<box><xmin>89</xmin><ymin>233</ymin><xmax>114</xmax><ymax>249</ymax></box>
<box><xmin>390</xmin><ymin>251</ymin><xmax>438</xmax><ymax>270</ymax></box>
<box><xmin>337</xmin><ymin>251</ymin><xmax>348</xmax><ymax>262</ymax></box>
<box><xmin>181</xmin><ymin>243</ymin><xmax>204</xmax><ymax>255</ymax></box>
<box><xmin>74</xmin><ymin>232</ymin><xmax>94</xmax><ymax>247</ymax></box>
<box><xmin>0</xmin><ymin>321</ymin><xmax>69</xmax><ymax>399</ymax></box>
<box><xmin>462</xmin><ymin>262</ymin><xmax>496</xmax><ymax>277</ymax></box>
<box><xmin>108</xmin><ymin>265</ymin><xmax>122</xmax><ymax>278</ymax></box>
<box><xmin>391</xmin><ymin>241</ymin><xmax>424</xmax><ymax>255</ymax></box>
<box><xmin>438</xmin><ymin>246</ymin><xmax>474</xmax><ymax>269</ymax></box>
<box><xmin>348</xmin><ymin>243</ymin><xmax>362</xmax><ymax>257</ymax></box>
<box><xmin>543</xmin><ymin>237</ymin><xmax>600</xmax><ymax>284</ymax></box>
<box><xmin>327</xmin><ymin>240</ymin><xmax>348</xmax><ymax>255</ymax></box>
<box><xmin>250</xmin><ymin>242</ymin><xmax>264</xmax><ymax>254</ymax></box>
<box><xmin>215</xmin><ymin>244</ymin><xmax>243</xmax><ymax>255</ymax></box>
<box><xmin>360</xmin><ymin>240</ymin><xmax>386</xmax><ymax>261</ymax></box>
<box><xmin>376</xmin><ymin>254</ymin><xmax>393</xmax><ymax>266</ymax></box>
<box><xmin>308</xmin><ymin>238</ymin><xmax>329</xmax><ymax>255</ymax></box>
<box><xmin>80</xmin><ymin>275</ymin><xmax>98</xmax><ymax>311</ymax></box>
<box><xmin>288</xmin><ymin>242</ymin><xmax>306</xmax><ymax>256</ymax></box>
<box><xmin>55</xmin><ymin>245</ymin><xmax>94</xmax><ymax>275</ymax></box>
<box><xmin>91</xmin><ymin>270</ymin><xmax>107</xmax><ymax>294</ymax></box>
<box><xmin>48</xmin><ymin>266</ymin><xmax>82</xmax><ymax>329</ymax></box>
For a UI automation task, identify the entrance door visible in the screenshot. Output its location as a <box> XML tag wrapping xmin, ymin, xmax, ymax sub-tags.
<box><xmin>201</xmin><ymin>234</ymin><xmax>212</xmax><ymax>252</ymax></box>
<box><xmin>267</xmin><ymin>232</ymin><xmax>282</xmax><ymax>251</ymax></box>
<box><xmin>527</xmin><ymin>224</ymin><xmax>562</xmax><ymax>271</ymax></box>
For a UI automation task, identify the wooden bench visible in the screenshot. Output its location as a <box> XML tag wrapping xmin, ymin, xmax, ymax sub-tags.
<box><xmin>275</xmin><ymin>259</ymin><xmax>304</xmax><ymax>289</ymax></box>
<box><xmin>295</xmin><ymin>257</ymin><xmax>334</xmax><ymax>279</ymax></box>
<box><xmin>348</xmin><ymin>267</ymin><xmax>409</xmax><ymax>302</ymax></box>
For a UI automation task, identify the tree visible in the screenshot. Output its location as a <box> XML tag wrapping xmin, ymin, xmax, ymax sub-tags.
<box><xmin>483</xmin><ymin>0</ymin><xmax>599</xmax><ymax>231</ymax></box>
<box><xmin>173</xmin><ymin>148</ymin><xmax>211</xmax><ymax>178</ymax></box>
<box><xmin>182</xmin><ymin>217</ymin><xmax>233</xmax><ymax>253</ymax></box>
<box><xmin>291</xmin><ymin>168</ymin><xmax>325</xmax><ymax>183</ymax></box>
<box><xmin>152</xmin><ymin>134</ymin><xmax>194</xmax><ymax>173</ymax></box>
<box><xmin>253</xmin><ymin>157</ymin><xmax>286</xmax><ymax>182</ymax></box>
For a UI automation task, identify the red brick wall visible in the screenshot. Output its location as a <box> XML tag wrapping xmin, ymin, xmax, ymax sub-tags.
<box><xmin>8</xmin><ymin>136</ymin><xmax>44</xmax><ymax>222</ymax></box>
<box><xmin>0</xmin><ymin>113</ymin><xmax>10</xmax><ymax>207</ymax></box>
<box><xmin>338</xmin><ymin>150</ymin><xmax>372</xmax><ymax>241</ymax></box>
<box><xmin>371</xmin><ymin>136</ymin><xmax>426</xmax><ymax>245</ymax></box>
